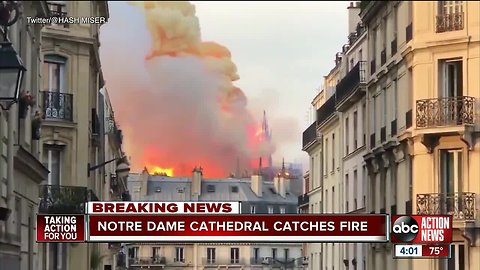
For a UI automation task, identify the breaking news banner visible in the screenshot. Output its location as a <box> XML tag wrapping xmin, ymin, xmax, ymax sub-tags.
<box><xmin>36</xmin><ymin>214</ymin><xmax>85</xmax><ymax>242</ymax></box>
<box><xmin>391</xmin><ymin>215</ymin><xmax>452</xmax><ymax>244</ymax></box>
<box><xmin>86</xmin><ymin>201</ymin><xmax>241</xmax><ymax>215</ymax></box>
<box><xmin>87</xmin><ymin>214</ymin><xmax>388</xmax><ymax>242</ymax></box>
<box><xmin>393</xmin><ymin>244</ymin><xmax>451</xmax><ymax>259</ymax></box>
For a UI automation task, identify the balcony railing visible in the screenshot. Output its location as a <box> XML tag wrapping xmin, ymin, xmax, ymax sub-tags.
<box><xmin>39</xmin><ymin>185</ymin><xmax>98</xmax><ymax>214</ymax></box>
<box><xmin>298</xmin><ymin>194</ymin><xmax>309</xmax><ymax>206</ymax></box>
<box><xmin>129</xmin><ymin>257</ymin><xmax>167</xmax><ymax>265</ymax></box>
<box><xmin>436</xmin><ymin>12</ymin><xmax>464</xmax><ymax>33</ymax></box>
<box><xmin>302</xmin><ymin>122</ymin><xmax>318</xmax><ymax>149</ymax></box>
<box><xmin>202</xmin><ymin>258</ymin><xmax>245</xmax><ymax>265</ymax></box>
<box><xmin>416</xmin><ymin>96</ymin><xmax>476</xmax><ymax>128</ymax></box>
<box><xmin>317</xmin><ymin>95</ymin><xmax>336</xmax><ymax>126</ymax></box>
<box><xmin>335</xmin><ymin>61</ymin><xmax>366</xmax><ymax>105</ymax></box>
<box><xmin>42</xmin><ymin>91</ymin><xmax>73</xmax><ymax>121</ymax></box>
<box><xmin>417</xmin><ymin>192</ymin><xmax>477</xmax><ymax>221</ymax></box>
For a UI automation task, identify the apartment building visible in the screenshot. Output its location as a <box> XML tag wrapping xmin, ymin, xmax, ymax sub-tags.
<box><xmin>99</xmin><ymin>87</ymin><xmax>130</xmax><ymax>269</ymax></box>
<box><xmin>37</xmin><ymin>1</ymin><xmax>112</xmax><ymax>270</ymax></box>
<box><xmin>126</xmin><ymin>166</ymin><xmax>306</xmax><ymax>270</ymax></box>
<box><xmin>408</xmin><ymin>1</ymin><xmax>480</xmax><ymax>270</ymax></box>
<box><xmin>336</xmin><ymin>3</ymin><xmax>368</xmax><ymax>270</ymax></box>
<box><xmin>359</xmin><ymin>1</ymin><xmax>414</xmax><ymax>270</ymax></box>
<box><xmin>0</xmin><ymin>2</ymin><xmax>50</xmax><ymax>269</ymax></box>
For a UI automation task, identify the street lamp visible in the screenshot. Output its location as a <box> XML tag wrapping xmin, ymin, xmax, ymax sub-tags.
<box><xmin>0</xmin><ymin>1</ymin><xmax>26</xmax><ymax>110</ymax></box>
<box><xmin>88</xmin><ymin>156</ymin><xmax>131</xmax><ymax>177</ymax></box>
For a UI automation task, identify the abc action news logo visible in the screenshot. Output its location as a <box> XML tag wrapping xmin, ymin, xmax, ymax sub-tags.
<box><xmin>391</xmin><ymin>215</ymin><xmax>452</xmax><ymax>244</ymax></box>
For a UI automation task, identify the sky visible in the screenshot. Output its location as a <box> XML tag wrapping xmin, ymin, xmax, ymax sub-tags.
<box><xmin>100</xmin><ymin>1</ymin><xmax>349</xmax><ymax>171</ymax></box>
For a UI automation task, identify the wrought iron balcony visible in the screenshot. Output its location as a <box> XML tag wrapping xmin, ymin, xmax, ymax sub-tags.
<box><xmin>317</xmin><ymin>95</ymin><xmax>336</xmax><ymax>126</ymax></box>
<box><xmin>298</xmin><ymin>193</ymin><xmax>309</xmax><ymax>206</ymax></box>
<box><xmin>416</xmin><ymin>96</ymin><xmax>476</xmax><ymax>128</ymax></box>
<box><xmin>128</xmin><ymin>257</ymin><xmax>168</xmax><ymax>265</ymax></box>
<box><xmin>202</xmin><ymin>258</ymin><xmax>245</xmax><ymax>265</ymax></box>
<box><xmin>335</xmin><ymin>61</ymin><xmax>366</xmax><ymax>108</ymax></box>
<box><xmin>436</xmin><ymin>12</ymin><xmax>464</xmax><ymax>33</ymax></box>
<box><xmin>302</xmin><ymin>122</ymin><xmax>318</xmax><ymax>149</ymax></box>
<box><xmin>39</xmin><ymin>185</ymin><xmax>98</xmax><ymax>214</ymax></box>
<box><xmin>42</xmin><ymin>91</ymin><xmax>73</xmax><ymax>121</ymax></box>
<box><xmin>417</xmin><ymin>192</ymin><xmax>477</xmax><ymax>221</ymax></box>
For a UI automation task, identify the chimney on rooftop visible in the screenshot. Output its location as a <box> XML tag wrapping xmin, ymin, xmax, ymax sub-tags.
<box><xmin>191</xmin><ymin>166</ymin><xmax>203</xmax><ymax>197</ymax></box>
<box><xmin>139</xmin><ymin>167</ymin><xmax>149</xmax><ymax>197</ymax></box>
<box><xmin>347</xmin><ymin>1</ymin><xmax>361</xmax><ymax>36</ymax></box>
<box><xmin>251</xmin><ymin>158</ymin><xmax>263</xmax><ymax>197</ymax></box>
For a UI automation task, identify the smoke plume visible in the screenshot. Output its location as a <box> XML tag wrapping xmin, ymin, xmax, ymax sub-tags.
<box><xmin>100</xmin><ymin>1</ymin><xmax>275</xmax><ymax>177</ymax></box>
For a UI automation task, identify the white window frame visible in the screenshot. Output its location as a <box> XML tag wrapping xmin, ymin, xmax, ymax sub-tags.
<box><xmin>207</xmin><ymin>248</ymin><xmax>216</xmax><ymax>264</ymax></box>
<box><xmin>175</xmin><ymin>247</ymin><xmax>184</xmax><ymax>262</ymax></box>
<box><xmin>230</xmin><ymin>247</ymin><xmax>240</xmax><ymax>264</ymax></box>
<box><xmin>268</xmin><ymin>206</ymin><xmax>274</xmax><ymax>214</ymax></box>
<box><xmin>43</xmin><ymin>56</ymin><xmax>66</xmax><ymax>92</ymax></box>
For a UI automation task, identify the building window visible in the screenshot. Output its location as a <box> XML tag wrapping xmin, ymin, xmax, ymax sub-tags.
<box><xmin>353</xmin><ymin>111</ymin><xmax>358</xmax><ymax>149</ymax></box>
<box><xmin>284</xmin><ymin>249</ymin><xmax>289</xmax><ymax>260</ymax></box>
<box><xmin>128</xmin><ymin>247</ymin><xmax>139</xmax><ymax>263</ymax></box>
<box><xmin>358</xmin><ymin>49</ymin><xmax>363</xmax><ymax>62</ymax></box>
<box><xmin>353</xmin><ymin>170</ymin><xmax>358</xmax><ymax>210</ymax></box>
<box><xmin>382</xmin><ymin>88</ymin><xmax>387</xmax><ymax>127</ymax></box>
<box><xmin>440</xmin><ymin>149</ymin><xmax>463</xmax><ymax>213</ymax></box>
<box><xmin>345</xmin><ymin>117</ymin><xmax>349</xmax><ymax>155</ymax></box>
<box><xmin>272</xmin><ymin>248</ymin><xmax>277</xmax><ymax>260</ymax></box>
<box><xmin>152</xmin><ymin>247</ymin><xmax>162</xmax><ymax>263</ymax></box>
<box><xmin>332</xmin><ymin>187</ymin><xmax>335</xmax><ymax>214</ymax></box>
<box><xmin>43</xmin><ymin>55</ymin><xmax>66</xmax><ymax>92</ymax></box>
<box><xmin>230</xmin><ymin>248</ymin><xmax>240</xmax><ymax>264</ymax></box>
<box><xmin>250</xmin><ymin>205</ymin><xmax>256</xmax><ymax>214</ymax></box>
<box><xmin>325</xmin><ymin>138</ymin><xmax>329</xmax><ymax>174</ymax></box>
<box><xmin>207</xmin><ymin>185</ymin><xmax>215</xmax><ymax>192</ymax></box>
<box><xmin>268</xmin><ymin>206</ymin><xmax>274</xmax><ymax>214</ymax></box>
<box><xmin>362</xmin><ymin>102</ymin><xmax>366</xmax><ymax>145</ymax></box>
<box><xmin>325</xmin><ymin>189</ymin><xmax>328</xmax><ymax>213</ymax></box>
<box><xmin>437</xmin><ymin>1</ymin><xmax>464</xmax><ymax>33</ymax></box>
<box><xmin>253</xmin><ymin>247</ymin><xmax>260</xmax><ymax>263</ymax></box>
<box><xmin>332</xmin><ymin>133</ymin><xmax>335</xmax><ymax>172</ymax></box>
<box><xmin>231</xmin><ymin>186</ymin><xmax>238</xmax><ymax>193</ymax></box>
<box><xmin>280</xmin><ymin>207</ymin><xmax>286</xmax><ymax>214</ymax></box>
<box><xmin>440</xmin><ymin>59</ymin><xmax>463</xmax><ymax>98</ymax></box>
<box><xmin>441</xmin><ymin>243</ymin><xmax>464</xmax><ymax>270</ymax></box>
<box><xmin>345</xmin><ymin>174</ymin><xmax>349</xmax><ymax>212</ymax></box>
<box><xmin>207</xmin><ymin>248</ymin><xmax>216</xmax><ymax>264</ymax></box>
<box><xmin>175</xmin><ymin>247</ymin><xmax>184</xmax><ymax>263</ymax></box>
<box><xmin>393</xmin><ymin>79</ymin><xmax>398</xmax><ymax>119</ymax></box>
<box><xmin>43</xmin><ymin>145</ymin><xmax>63</xmax><ymax>185</ymax></box>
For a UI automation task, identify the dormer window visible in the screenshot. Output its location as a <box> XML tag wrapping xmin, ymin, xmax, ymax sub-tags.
<box><xmin>207</xmin><ymin>185</ymin><xmax>215</xmax><ymax>192</ymax></box>
<box><xmin>155</xmin><ymin>188</ymin><xmax>161</xmax><ymax>193</ymax></box>
<box><xmin>231</xmin><ymin>186</ymin><xmax>238</xmax><ymax>193</ymax></box>
<box><xmin>177</xmin><ymin>188</ymin><xmax>184</xmax><ymax>193</ymax></box>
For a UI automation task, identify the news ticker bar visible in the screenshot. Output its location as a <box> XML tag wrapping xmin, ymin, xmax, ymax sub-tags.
<box><xmin>393</xmin><ymin>244</ymin><xmax>451</xmax><ymax>259</ymax></box>
<box><xmin>37</xmin><ymin>214</ymin><xmax>389</xmax><ymax>243</ymax></box>
<box><xmin>36</xmin><ymin>202</ymin><xmax>454</xmax><ymax>244</ymax></box>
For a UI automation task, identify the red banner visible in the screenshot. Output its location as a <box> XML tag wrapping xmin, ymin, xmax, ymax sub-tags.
<box><xmin>37</xmin><ymin>214</ymin><xmax>85</xmax><ymax>242</ymax></box>
<box><xmin>87</xmin><ymin>214</ymin><xmax>388</xmax><ymax>242</ymax></box>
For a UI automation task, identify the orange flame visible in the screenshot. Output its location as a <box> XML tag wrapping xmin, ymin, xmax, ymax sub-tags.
<box><xmin>148</xmin><ymin>166</ymin><xmax>174</xmax><ymax>176</ymax></box>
